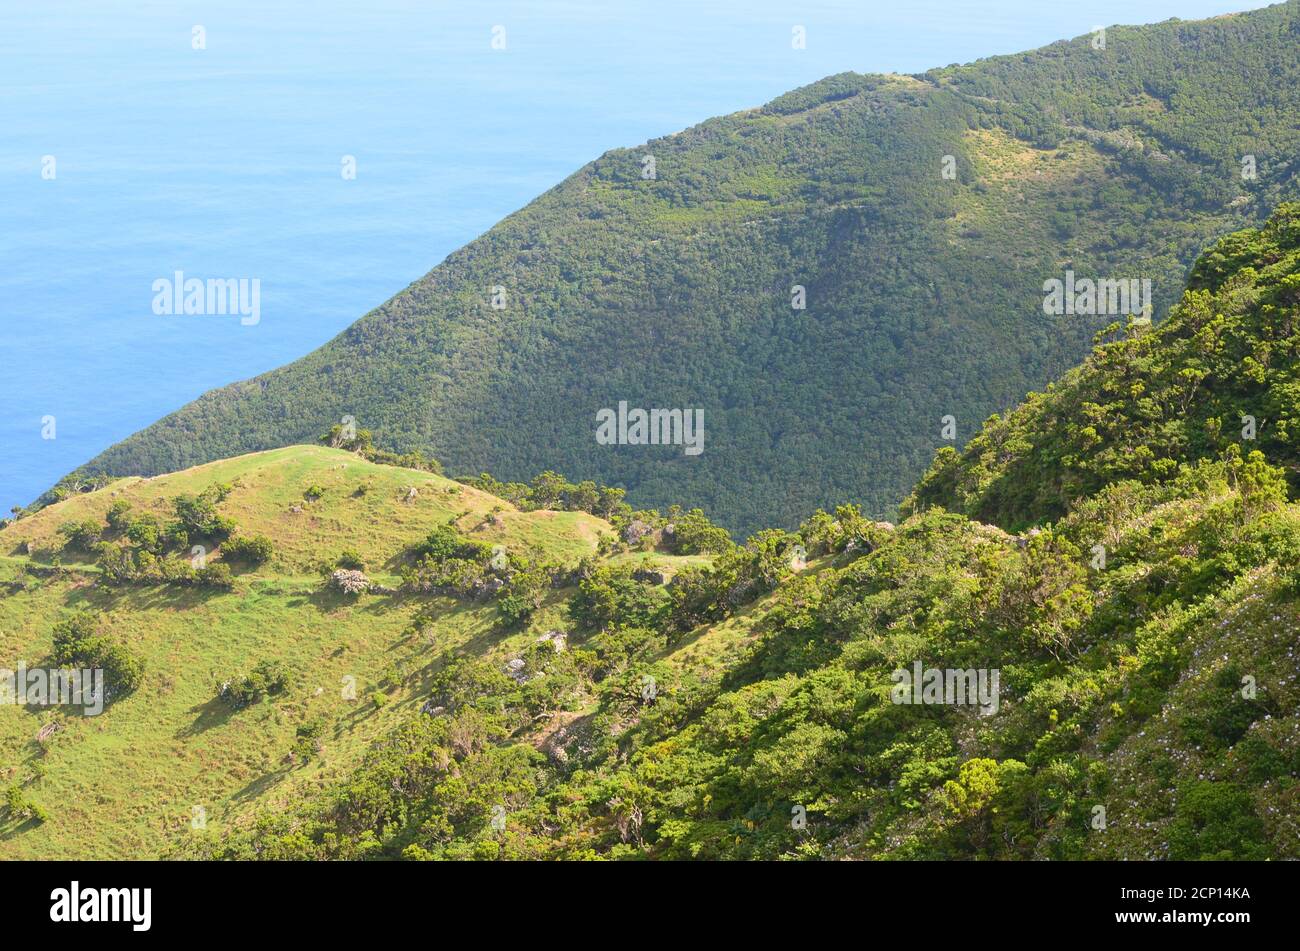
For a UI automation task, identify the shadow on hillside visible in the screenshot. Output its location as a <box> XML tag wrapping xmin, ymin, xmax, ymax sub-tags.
<box><xmin>718</xmin><ymin>612</ymin><xmax>845</xmax><ymax>690</ymax></box>
<box><xmin>229</xmin><ymin>767</ymin><xmax>290</xmax><ymax>805</ymax></box>
<box><xmin>176</xmin><ymin>695</ymin><xmax>237</xmax><ymax>738</ymax></box>
<box><xmin>381</xmin><ymin>545</ymin><xmax>422</xmax><ymax>574</ymax></box>
<box><xmin>16</xmin><ymin>653</ymin><xmax>133</xmax><ymax>718</ymax></box>
<box><xmin>400</xmin><ymin>658</ymin><xmax>448</xmax><ymax>707</ymax></box>
<box><xmin>395</xmin><ymin>625</ymin><xmax>504</xmax><ymax>707</ymax></box>
<box><xmin>0</xmin><ymin>814</ymin><xmax>43</xmax><ymax>841</ymax></box>
<box><xmin>653</xmin><ymin>592</ymin><xmax>768</xmax><ymax>660</ymax></box>
<box><xmin>64</xmin><ymin>583</ymin><xmax>227</xmax><ymax>614</ymax></box>
<box><xmin>284</xmin><ymin>586</ymin><xmax>411</xmax><ymax>619</ymax></box>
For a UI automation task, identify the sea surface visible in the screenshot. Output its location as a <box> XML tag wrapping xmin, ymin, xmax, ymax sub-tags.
<box><xmin>0</xmin><ymin>0</ymin><xmax>1264</xmax><ymax>512</ymax></box>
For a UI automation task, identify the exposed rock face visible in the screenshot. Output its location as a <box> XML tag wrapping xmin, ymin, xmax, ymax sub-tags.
<box><xmin>537</xmin><ymin>630</ymin><xmax>567</xmax><ymax>652</ymax></box>
<box><xmin>623</xmin><ymin>519</ymin><xmax>653</xmax><ymax>545</ymax></box>
<box><xmin>632</xmin><ymin>567</ymin><xmax>666</xmax><ymax>585</ymax></box>
<box><xmin>329</xmin><ymin>569</ymin><xmax>369</xmax><ymax>594</ymax></box>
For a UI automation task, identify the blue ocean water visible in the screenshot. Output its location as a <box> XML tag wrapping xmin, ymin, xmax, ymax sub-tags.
<box><xmin>0</xmin><ymin>0</ymin><xmax>1265</xmax><ymax>513</ymax></box>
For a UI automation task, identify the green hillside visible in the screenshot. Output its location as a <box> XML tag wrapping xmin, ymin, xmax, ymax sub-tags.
<box><xmin>906</xmin><ymin>202</ymin><xmax>1300</xmax><ymax>528</ymax></box>
<box><xmin>0</xmin><ymin>446</ymin><xmax>632</xmax><ymax>858</ymax></box>
<box><xmin>56</xmin><ymin>2</ymin><xmax>1300</xmax><ymax>538</ymax></box>
<box><xmin>5</xmin><ymin>205</ymin><xmax>1298</xmax><ymax>861</ymax></box>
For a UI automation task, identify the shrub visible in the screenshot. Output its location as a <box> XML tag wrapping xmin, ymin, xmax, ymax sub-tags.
<box><xmin>665</xmin><ymin>507</ymin><xmax>732</xmax><ymax>555</ymax></box>
<box><xmin>460</xmin><ymin>470</ymin><xmax>629</xmax><ymax>519</ymax></box>
<box><xmin>95</xmin><ymin>543</ymin><xmax>141</xmax><ymax>585</ymax></box>
<box><xmin>195</xmin><ymin>563</ymin><xmax>234</xmax><ymax>588</ymax></box>
<box><xmin>497</xmin><ymin>564</ymin><xmax>550</xmax><ymax>626</ymax></box>
<box><xmin>172</xmin><ymin>490</ymin><xmax>235</xmax><ymax>541</ymax></box>
<box><xmin>1167</xmin><ymin>780</ymin><xmax>1269</xmax><ymax>860</ymax></box>
<box><xmin>2</xmin><ymin>785</ymin><xmax>48</xmax><ymax>824</ymax></box>
<box><xmin>156</xmin><ymin>557</ymin><xmax>198</xmax><ymax>585</ymax></box>
<box><xmin>319</xmin><ymin>423</ymin><xmax>374</xmax><ymax>453</ymax></box>
<box><xmin>57</xmin><ymin>518</ymin><xmax>103</xmax><ymax>551</ymax></box>
<box><xmin>105</xmin><ymin>500</ymin><xmax>134</xmax><ymax>532</ymax></box>
<box><xmin>292</xmin><ymin>718</ymin><xmax>326</xmax><ymax>761</ymax></box>
<box><xmin>336</xmin><ymin>548</ymin><xmax>365</xmax><ymax>570</ymax></box>
<box><xmin>126</xmin><ymin>515</ymin><xmax>166</xmax><ymax>554</ymax></box>
<box><xmin>222</xmin><ymin>534</ymin><xmax>274</xmax><ymax>565</ymax></box>
<box><xmin>303</xmin><ymin>484</ymin><xmax>326</xmax><ymax>502</ymax></box>
<box><xmin>412</xmin><ymin>523</ymin><xmax>491</xmax><ymax>563</ymax></box>
<box><xmin>50</xmin><ymin>612</ymin><xmax>145</xmax><ymax>699</ymax></box>
<box><xmin>588</xmin><ymin>626</ymin><xmax>666</xmax><ymax>678</ymax></box>
<box><xmin>569</xmin><ymin>566</ymin><xmax>670</xmax><ymax>633</ymax></box>
<box><xmin>220</xmin><ymin>660</ymin><xmax>290</xmax><ymax>708</ymax></box>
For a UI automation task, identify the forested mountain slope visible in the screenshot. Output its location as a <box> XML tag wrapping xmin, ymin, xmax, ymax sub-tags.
<box><xmin>7</xmin><ymin>206</ymin><xmax>1295</xmax><ymax>860</ymax></box>
<box><xmin>192</xmin><ymin>205</ymin><xmax>1299</xmax><ymax>861</ymax></box>
<box><xmin>61</xmin><ymin>2</ymin><xmax>1300</xmax><ymax>537</ymax></box>
<box><xmin>906</xmin><ymin>202</ymin><xmax>1300</xmax><ymax>528</ymax></box>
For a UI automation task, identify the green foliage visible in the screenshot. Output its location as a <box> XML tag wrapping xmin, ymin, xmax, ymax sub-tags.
<box><xmin>222</xmin><ymin>534</ymin><xmax>274</xmax><ymax>566</ymax></box>
<box><xmin>188</xmin><ymin>223</ymin><xmax>1300</xmax><ymax>858</ymax></box>
<box><xmin>292</xmin><ymin>718</ymin><xmax>326</xmax><ymax>762</ymax></box>
<box><xmin>665</xmin><ymin>508</ymin><xmax>732</xmax><ymax>555</ymax></box>
<box><xmin>401</xmin><ymin>522</ymin><xmax>507</xmax><ymax>599</ymax></box>
<box><xmin>173</xmin><ymin>487</ymin><xmax>236</xmax><ymax>541</ymax></box>
<box><xmin>496</xmin><ymin>562</ymin><xmax>550</xmax><ymax>627</ymax></box>
<box><xmin>461</xmin><ymin>471</ymin><xmax>630</xmax><ymax>520</ymax></box>
<box><xmin>125</xmin><ymin>514</ymin><xmax>168</xmax><ymax>554</ymax></box>
<box><xmin>908</xmin><ymin>204</ymin><xmax>1300</xmax><ymax>529</ymax></box>
<box><xmin>1166</xmin><ymin>781</ymin><xmax>1269</xmax><ymax>860</ymax></box>
<box><xmin>2</xmin><ymin>785</ymin><xmax>48</xmax><ymax>824</ymax></box>
<box><xmin>50</xmin><ymin>612</ymin><xmax>145</xmax><ymax>699</ymax></box>
<box><xmin>105</xmin><ymin>500</ymin><xmax>134</xmax><ymax>532</ymax></box>
<box><xmin>56</xmin><ymin>518</ymin><xmax>102</xmax><ymax>552</ymax></box>
<box><xmin>221</xmin><ymin>660</ymin><xmax>290</xmax><ymax>709</ymax></box>
<box><xmin>320</xmin><ymin>423</ymin><xmax>374</xmax><ymax>453</ymax></box>
<box><xmin>195</xmin><ymin>563</ymin><xmax>235</xmax><ymax>588</ymax></box>
<box><xmin>569</xmin><ymin>566</ymin><xmax>670</xmax><ymax>633</ymax></box>
<box><xmin>412</xmin><ymin>523</ymin><xmax>489</xmax><ymax>563</ymax></box>
<box><xmin>20</xmin><ymin>12</ymin><xmax>1300</xmax><ymax>860</ymax></box>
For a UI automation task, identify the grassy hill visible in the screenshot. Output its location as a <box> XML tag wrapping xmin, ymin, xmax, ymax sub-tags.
<box><xmin>56</xmin><ymin>2</ymin><xmax>1300</xmax><ymax>538</ymax></box>
<box><xmin>0</xmin><ymin>446</ymin><xmax>652</xmax><ymax>858</ymax></box>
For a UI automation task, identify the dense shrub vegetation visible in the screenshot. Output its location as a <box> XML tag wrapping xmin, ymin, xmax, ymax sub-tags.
<box><xmin>181</xmin><ymin>205</ymin><xmax>1300</xmax><ymax>861</ymax></box>
<box><xmin>907</xmin><ymin>204</ymin><xmax>1300</xmax><ymax>528</ymax></box>
<box><xmin>50</xmin><ymin>612</ymin><xmax>144</xmax><ymax>700</ymax></box>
